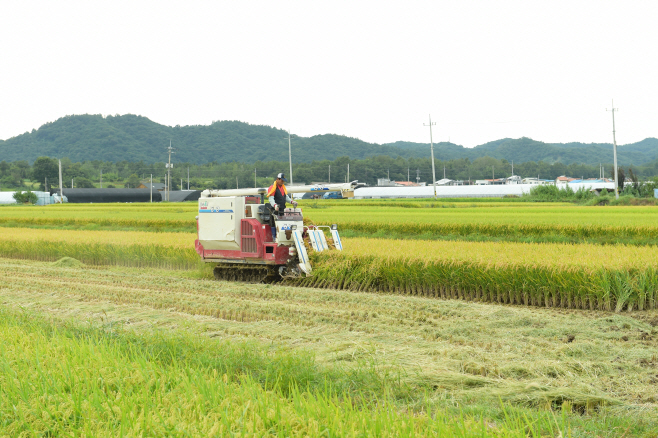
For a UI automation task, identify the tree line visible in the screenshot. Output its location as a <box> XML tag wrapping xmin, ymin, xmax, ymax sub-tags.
<box><xmin>3</xmin><ymin>155</ymin><xmax>658</xmax><ymax>192</ymax></box>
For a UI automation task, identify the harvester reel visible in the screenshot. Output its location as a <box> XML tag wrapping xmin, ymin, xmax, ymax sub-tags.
<box><xmin>278</xmin><ymin>259</ymin><xmax>305</xmax><ymax>279</ymax></box>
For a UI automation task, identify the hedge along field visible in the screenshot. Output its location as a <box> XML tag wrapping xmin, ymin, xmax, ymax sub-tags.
<box><xmin>293</xmin><ymin>238</ymin><xmax>658</xmax><ymax>312</ymax></box>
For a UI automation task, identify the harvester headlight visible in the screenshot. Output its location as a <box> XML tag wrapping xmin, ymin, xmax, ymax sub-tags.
<box><xmin>331</xmin><ymin>224</ymin><xmax>338</xmax><ymax>230</ymax></box>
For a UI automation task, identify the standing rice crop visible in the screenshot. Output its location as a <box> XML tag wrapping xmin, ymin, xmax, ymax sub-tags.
<box><xmin>293</xmin><ymin>238</ymin><xmax>658</xmax><ymax>311</ymax></box>
<box><xmin>0</xmin><ymin>228</ymin><xmax>199</xmax><ymax>269</ymax></box>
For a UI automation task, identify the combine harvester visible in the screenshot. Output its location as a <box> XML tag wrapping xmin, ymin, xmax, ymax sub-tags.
<box><xmin>195</xmin><ymin>181</ymin><xmax>361</xmax><ymax>282</ymax></box>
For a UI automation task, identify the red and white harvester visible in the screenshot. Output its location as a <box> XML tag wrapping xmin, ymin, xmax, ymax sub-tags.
<box><xmin>195</xmin><ymin>181</ymin><xmax>361</xmax><ymax>282</ymax></box>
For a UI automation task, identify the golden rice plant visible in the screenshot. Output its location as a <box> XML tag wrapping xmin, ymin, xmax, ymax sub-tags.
<box><xmin>292</xmin><ymin>238</ymin><xmax>658</xmax><ymax>311</ymax></box>
<box><xmin>0</xmin><ymin>228</ymin><xmax>199</xmax><ymax>269</ymax></box>
<box><xmin>0</xmin><ymin>216</ymin><xmax>194</xmax><ymax>231</ymax></box>
<box><xmin>330</xmin><ymin>220</ymin><xmax>658</xmax><ymax>242</ymax></box>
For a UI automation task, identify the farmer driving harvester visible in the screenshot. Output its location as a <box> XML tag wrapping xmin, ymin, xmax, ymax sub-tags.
<box><xmin>266</xmin><ymin>172</ymin><xmax>298</xmax><ymax>238</ymax></box>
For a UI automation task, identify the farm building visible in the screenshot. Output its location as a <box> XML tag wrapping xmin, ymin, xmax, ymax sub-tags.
<box><xmin>49</xmin><ymin>188</ymin><xmax>202</xmax><ymax>203</ymax></box>
<box><xmin>0</xmin><ymin>191</ymin><xmax>61</xmax><ymax>205</ymax></box>
<box><xmin>353</xmin><ymin>181</ymin><xmax>615</xmax><ymax>199</ymax></box>
<box><xmin>137</xmin><ymin>183</ymin><xmax>166</xmax><ymax>191</ymax></box>
<box><xmin>51</xmin><ymin>188</ymin><xmax>163</xmax><ymax>203</ymax></box>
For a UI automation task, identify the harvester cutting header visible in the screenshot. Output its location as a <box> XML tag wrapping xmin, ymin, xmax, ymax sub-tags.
<box><xmin>195</xmin><ymin>179</ymin><xmax>362</xmax><ymax>282</ymax></box>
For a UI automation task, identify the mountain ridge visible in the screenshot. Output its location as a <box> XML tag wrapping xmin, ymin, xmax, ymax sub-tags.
<box><xmin>0</xmin><ymin>114</ymin><xmax>655</xmax><ymax>166</ymax></box>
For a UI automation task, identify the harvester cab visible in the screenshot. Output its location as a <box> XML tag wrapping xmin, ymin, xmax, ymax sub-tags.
<box><xmin>195</xmin><ymin>181</ymin><xmax>361</xmax><ymax>282</ymax></box>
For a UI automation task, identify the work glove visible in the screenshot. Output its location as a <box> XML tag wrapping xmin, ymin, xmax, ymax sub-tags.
<box><xmin>292</xmin><ymin>201</ymin><xmax>298</xmax><ymax>207</ymax></box>
<box><xmin>274</xmin><ymin>204</ymin><xmax>279</xmax><ymax>211</ymax></box>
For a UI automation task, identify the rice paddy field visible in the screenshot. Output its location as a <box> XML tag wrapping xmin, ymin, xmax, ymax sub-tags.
<box><xmin>4</xmin><ymin>200</ymin><xmax>658</xmax><ymax>244</ymax></box>
<box><xmin>1</xmin><ymin>199</ymin><xmax>658</xmax><ymax>437</ymax></box>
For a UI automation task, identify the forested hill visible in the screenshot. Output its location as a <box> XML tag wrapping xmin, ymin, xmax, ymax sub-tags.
<box><xmin>0</xmin><ymin>114</ymin><xmax>408</xmax><ymax>164</ymax></box>
<box><xmin>0</xmin><ymin>113</ymin><xmax>655</xmax><ymax>166</ymax></box>
<box><xmin>386</xmin><ymin>138</ymin><xmax>658</xmax><ymax>166</ymax></box>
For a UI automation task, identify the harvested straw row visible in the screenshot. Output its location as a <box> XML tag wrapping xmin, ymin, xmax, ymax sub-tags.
<box><xmin>293</xmin><ymin>252</ymin><xmax>658</xmax><ymax>312</ymax></box>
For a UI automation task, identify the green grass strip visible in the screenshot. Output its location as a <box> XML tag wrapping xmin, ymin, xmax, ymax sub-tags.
<box><xmin>0</xmin><ymin>305</ymin><xmax>568</xmax><ymax>437</ymax></box>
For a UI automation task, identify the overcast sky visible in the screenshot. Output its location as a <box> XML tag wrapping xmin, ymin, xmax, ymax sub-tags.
<box><xmin>0</xmin><ymin>1</ymin><xmax>655</xmax><ymax>147</ymax></box>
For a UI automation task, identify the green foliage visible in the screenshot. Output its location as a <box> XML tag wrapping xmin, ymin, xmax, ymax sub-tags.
<box><xmin>522</xmin><ymin>184</ymin><xmax>596</xmax><ymax>202</ymax></box>
<box><xmin>0</xmin><ymin>175</ymin><xmax>22</xmax><ymax>188</ymax></box>
<box><xmin>31</xmin><ymin>156</ymin><xmax>59</xmax><ymax>190</ymax></box>
<box><xmin>73</xmin><ymin>176</ymin><xmax>95</xmax><ymax>188</ymax></box>
<box><xmin>124</xmin><ymin>173</ymin><xmax>141</xmax><ymax>188</ymax></box>
<box><xmin>102</xmin><ymin>171</ymin><xmax>119</xmax><ymax>182</ymax></box>
<box><xmin>12</xmin><ymin>190</ymin><xmax>37</xmax><ymax>204</ymax></box>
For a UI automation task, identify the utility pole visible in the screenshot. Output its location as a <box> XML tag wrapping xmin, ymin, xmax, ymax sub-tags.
<box><xmin>328</xmin><ymin>165</ymin><xmax>331</xmax><ymax>183</ymax></box>
<box><xmin>58</xmin><ymin>159</ymin><xmax>63</xmax><ymax>203</ymax></box>
<box><xmin>286</xmin><ymin>130</ymin><xmax>293</xmax><ymax>184</ymax></box>
<box><xmin>511</xmin><ymin>161</ymin><xmax>514</xmax><ymax>176</ymax></box>
<box><xmin>347</xmin><ymin>163</ymin><xmax>349</xmax><ymax>182</ymax></box>
<box><xmin>187</xmin><ymin>167</ymin><xmax>189</xmax><ymax>190</ymax></box>
<box><xmin>150</xmin><ymin>174</ymin><xmax>153</xmax><ymax>203</ymax></box>
<box><xmin>166</xmin><ymin>140</ymin><xmax>175</xmax><ymax>202</ymax></box>
<box><xmin>407</xmin><ymin>167</ymin><xmax>410</xmax><ymax>182</ymax></box>
<box><xmin>254</xmin><ymin>168</ymin><xmax>257</xmax><ymax>187</ymax></box>
<box><xmin>607</xmin><ymin>101</ymin><xmax>620</xmax><ymax>199</ymax></box>
<box><xmin>492</xmin><ymin>165</ymin><xmax>495</xmax><ymax>180</ymax></box>
<box><xmin>443</xmin><ymin>165</ymin><xmax>446</xmax><ymax>179</ymax></box>
<box><xmin>71</xmin><ymin>178</ymin><xmax>73</xmax><ymax>189</ymax></box>
<box><xmin>236</xmin><ymin>176</ymin><xmax>239</xmax><ymax>189</ymax></box>
<box><xmin>416</xmin><ymin>169</ymin><xmax>420</xmax><ymax>185</ymax></box>
<box><xmin>424</xmin><ymin>115</ymin><xmax>437</xmax><ymax>197</ymax></box>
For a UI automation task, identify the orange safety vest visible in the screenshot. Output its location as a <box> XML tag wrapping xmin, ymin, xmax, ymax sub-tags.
<box><xmin>267</xmin><ymin>183</ymin><xmax>287</xmax><ymax>197</ymax></box>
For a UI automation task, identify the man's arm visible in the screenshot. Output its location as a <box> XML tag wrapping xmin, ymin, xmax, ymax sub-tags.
<box><xmin>268</xmin><ymin>196</ymin><xmax>280</xmax><ymax>211</ymax></box>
